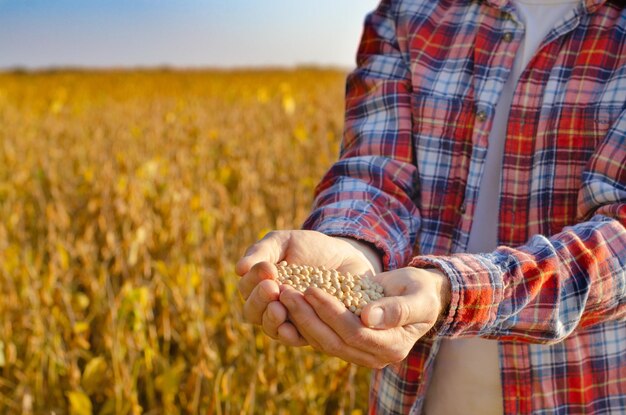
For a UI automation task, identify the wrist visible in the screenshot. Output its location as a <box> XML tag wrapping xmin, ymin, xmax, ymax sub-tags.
<box><xmin>421</xmin><ymin>267</ymin><xmax>451</xmax><ymax>325</ymax></box>
<box><xmin>334</xmin><ymin>237</ymin><xmax>383</xmax><ymax>274</ymax></box>
<box><xmin>435</xmin><ymin>269</ymin><xmax>452</xmax><ymax>321</ymax></box>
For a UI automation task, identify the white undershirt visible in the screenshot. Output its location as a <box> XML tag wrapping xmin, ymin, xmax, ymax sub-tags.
<box><xmin>423</xmin><ymin>1</ymin><xmax>579</xmax><ymax>414</ymax></box>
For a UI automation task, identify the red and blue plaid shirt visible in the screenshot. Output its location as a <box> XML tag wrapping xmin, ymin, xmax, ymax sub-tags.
<box><xmin>303</xmin><ymin>0</ymin><xmax>626</xmax><ymax>413</ymax></box>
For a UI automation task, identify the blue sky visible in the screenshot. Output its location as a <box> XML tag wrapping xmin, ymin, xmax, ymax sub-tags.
<box><xmin>0</xmin><ymin>0</ymin><xmax>380</xmax><ymax>69</ymax></box>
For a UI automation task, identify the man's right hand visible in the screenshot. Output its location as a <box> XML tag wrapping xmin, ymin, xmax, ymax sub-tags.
<box><xmin>235</xmin><ymin>230</ymin><xmax>382</xmax><ymax>347</ymax></box>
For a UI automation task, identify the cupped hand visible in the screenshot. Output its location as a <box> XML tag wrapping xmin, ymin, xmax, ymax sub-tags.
<box><xmin>235</xmin><ymin>230</ymin><xmax>382</xmax><ymax>347</ymax></box>
<box><xmin>279</xmin><ymin>266</ymin><xmax>451</xmax><ymax>368</ymax></box>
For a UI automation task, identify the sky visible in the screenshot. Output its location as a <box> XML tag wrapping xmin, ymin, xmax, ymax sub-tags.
<box><xmin>0</xmin><ymin>0</ymin><xmax>381</xmax><ymax>70</ymax></box>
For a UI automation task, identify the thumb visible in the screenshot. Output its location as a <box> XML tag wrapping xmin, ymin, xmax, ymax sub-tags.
<box><xmin>235</xmin><ymin>231</ymin><xmax>289</xmax><ymax>276</ymax></box>
<box><xmin>361</xmin><ymin>294</ymin><xmax>429</xmax><ymax>329</ymax></box>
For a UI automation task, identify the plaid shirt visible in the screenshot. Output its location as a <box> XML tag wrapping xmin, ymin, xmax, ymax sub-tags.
<box><xmin>303</xmin><ymin>0</ymin><xmax>626</xmax><ymax>413</ymax></box>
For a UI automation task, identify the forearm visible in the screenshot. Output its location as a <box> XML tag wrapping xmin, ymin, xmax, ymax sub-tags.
<box><xmin>302</xmin><ymin>0</ymin><xmax>421</xmax><ymax>271</ymax></box>
<box><xmin>303</xmin><ymin>164</ymin><xmax>420</xmax><ymax>271</ymax></box>
<box><xmin>412</xmin><ymin>209</ymin><xmax>626</xmax><ymax>343</ymax></box>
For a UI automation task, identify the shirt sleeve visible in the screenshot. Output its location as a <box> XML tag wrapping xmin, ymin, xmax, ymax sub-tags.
<box><xmin>411</xmin><ymin>109</ymin><xmax>626</xmax><ymax>344</ymax></box>
<box><xmin>302</xmin><ymin>0</ymin><xmax>421</xmax><ymax>271</ymax></box>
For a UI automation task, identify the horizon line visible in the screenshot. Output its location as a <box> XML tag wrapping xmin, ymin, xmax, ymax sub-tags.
<box><xmin>0</xmin><ymin>63</ymin><xmax>355</xmax><ymax>74</ymax></box>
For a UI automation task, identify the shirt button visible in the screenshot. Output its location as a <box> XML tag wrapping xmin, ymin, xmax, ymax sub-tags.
<box><xmin>459</xmin><ymin>203</ymin><xmax>467</xmax><ymax>214</ymax></box>
<box><xmin>503</xmin><ymin>32</ymin><xmax>514</xmax><ymax>42</ymax></box>
<box><xmin>476</xmin><ymin>109</ymin><xmax>487</xmax><ymax>122</ymax></box>
<box><xmin>501</xmin><ymin>11</ymin><xmax>517</xmax><ymax>23</ymax></box>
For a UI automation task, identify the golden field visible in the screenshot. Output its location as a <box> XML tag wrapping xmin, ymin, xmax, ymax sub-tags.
<box><xmin>0</xmin><ymin>69</ymin><xmax>371</xmax><ymax>414</ymax></box>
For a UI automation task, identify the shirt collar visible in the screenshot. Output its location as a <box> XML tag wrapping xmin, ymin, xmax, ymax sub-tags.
<box><xmin>582</xmin><ymin>0</ymin><xmax>608</xmax><ymax>14</ymax></box>
<box><xmin>482</xmin><ymin>0</ymin><xmax>608</xmax><ymax>14</ymax></box>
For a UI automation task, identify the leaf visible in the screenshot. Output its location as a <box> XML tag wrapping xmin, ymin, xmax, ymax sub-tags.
<box><xmin>293</xmin><ymin>125</ymin><xmax>308</xmax><ymax>143</ymax></box>
<box><xmin>282</xmin><ymin>95</ymin><xmax>296</xmax><ymax>115</ymax></box>
<box><xmin>67</xmin><ymin>391</ymin><xmax>93</xmax><ymax>415</ymax></box>
<box><xmin>155</xmin><ymin>359</ymin><xmax>186</xmax><ymax>401</ymax></box>
<box><xmin>82</xmin><ymin>357</ymin><xmax>107</xmax><ymax>395</ymax></box>
<box><xmin>97</xmin><ymin>398</ymin><xmax>116</xmax><ymax>415</ymax></box>
<box><xmin>56</xmin><ymin>243</ymin><xmax>70</xmax><ymax>271</ymax></box>
<box><xmin>73</xmin><ymin>321</ymin><xmax>89</xmax><ymax>335</ymax></box>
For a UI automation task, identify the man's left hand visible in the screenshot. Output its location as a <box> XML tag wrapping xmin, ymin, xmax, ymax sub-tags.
<box><xmin>279</xmin><ymin>267</ymin><xmax>451</xmax><ymax>369</ymax></box>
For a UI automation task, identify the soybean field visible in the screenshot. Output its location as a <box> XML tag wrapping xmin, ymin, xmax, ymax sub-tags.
<box><xmin>0</xmin><ymin>69</ymin><xmax>371</xmax><ymax>414</ymax></box>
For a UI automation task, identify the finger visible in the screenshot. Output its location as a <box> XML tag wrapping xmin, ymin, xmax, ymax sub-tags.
<box><xmin>281</xmin><ymin>287</ymin><xmax>376</xmax><ymax>365</ymax></box>
<box><xmin>238</xmin><ymin>262</ymin><xmax>277</xmax><ymax>300</ymax></box>
<box><xmin>276</xmin><ymin>322</ymin><xmax>308</xmax><ymax>347</ymax></box>
<box><xmin>306</xmin><ymin>288</ymin><xmax>423</xmax><ymax>366</ymax></box>
<box><xmin>243</xmin><ymin>279</ymin><xmax>280</xmax><ymax>325</ymax></box>
<box><xmin>361</xmin><ymin>292</ymin><xmax>437</xmax><ymax>330</ymax></box>
<box><xmin>262</xmin><ymin>301</ymin><xmax>287</xmax><ymax>339</ymax></box>
<box><xmin>235</xmin><ymin>231</ymin><xmax>290</xmax><ymax>276</ymax></box>
<box><xmin>279</xmin><ymin>288</ymin><xmax>324</xmax><ymax>351</ymax></box>
<box><xmin>303</xmin><ymin>287</ymin><xmax>385</xmax><ymax>353</ymax></box>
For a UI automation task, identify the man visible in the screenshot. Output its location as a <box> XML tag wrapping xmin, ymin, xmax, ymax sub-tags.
<box><xmin>236</xmin><ymin>0</ymin><xmax>626</xmax><ymax>413</ymax></box>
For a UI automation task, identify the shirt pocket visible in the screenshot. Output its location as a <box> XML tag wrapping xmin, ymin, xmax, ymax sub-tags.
<box><xmin>546</xmin><ymin>105</ymin><xmax>623</xmax><ymax>233</ymax></box>
<box><xmin>410</xmin><ymin>93</ymin><xmax>476</xmax><ymax>227</ymax></box>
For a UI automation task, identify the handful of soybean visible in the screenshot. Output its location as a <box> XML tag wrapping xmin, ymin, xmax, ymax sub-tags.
<box><xmin>275</xmin><ymin>261</ymin><xmax>384</xmax><ymax>316</ymax></box>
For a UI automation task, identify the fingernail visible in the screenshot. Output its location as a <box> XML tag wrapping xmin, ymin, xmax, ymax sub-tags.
<box><xmin>368</xmin><ymin>307</ymin><xmax>384</xmax><ymax>328</ymax></box>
